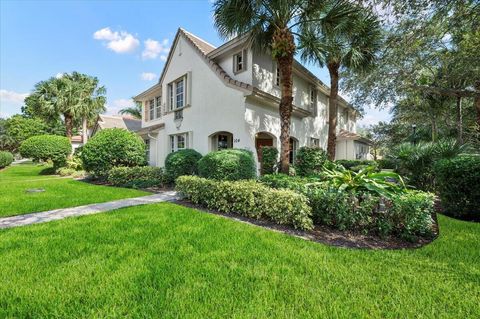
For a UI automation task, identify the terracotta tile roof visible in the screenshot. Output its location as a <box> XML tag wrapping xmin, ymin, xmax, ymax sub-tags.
<box><xmin>71</xmin><ymin>135</ymin><xmax>83</xmax><ymax>143</ymax></box>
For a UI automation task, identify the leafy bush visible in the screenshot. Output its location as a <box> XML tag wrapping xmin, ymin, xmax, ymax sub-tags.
<box><xmin>56</xmin><ymin>167</ymin><xmax>86</xmax><ymax>178</ymax></box>
<box><xmin>19</xmin><ymin>134</ymin><xmax>71</xmax><ymax>168</ymax></box>
<box><xmin>108</xmin><ymin>166</ymin><xmax>167</xmax><ymax>189</ymax></box>
<box><xmin>0</xmin><ymin>151</ymin><xmax>14</xmax><ymax>168</ymax></box>
<box><xmin>165</xmin><ymin>149</ymin><xmax>202</xmax><ymax>182</ymax></box>
<box><xmin>391</xmin><ymin>139</ymin><xmax>467</xmax><ymax>191</ymax></box>
<box><xmin>80</xmin><ymin>128</ymin><xmax>146</xmax><ymax>177</ymax></box>
<box><xmin>336</xmin><ymin>159</ymin><xmax>377</xmax><ymax>170</ymax></box>
<box><xmin>434</xmin><ymin>155</ymin><xmax>480</xmax><ymax>218</ymax></box>
<box><xmin>295</xmin><ymin>147</ymin><xmax>327</xmax><ymax>176</ymax></box>
<box><xmin>260</xmin><ymin>173</ymin><xmax>435</xmax><ymax>241</ymax></box>
<box><xmin>259</xmin><ymin>146</ymin><xmax>278</xmax><ymax>175</ymax></box>
<box><xmin>176</xmin><ymin>176</ymin><xmax>313</xmax><ymax>230</ymax></box>
<box><xmin>377</xmin><ymin>158</ymin><xmax>396</xmax><ymax>170</ymax></box>
<box><xmin>198</xmin><ymin>149</ymin><xmax>256</xmax><ymax>181</ymax></box>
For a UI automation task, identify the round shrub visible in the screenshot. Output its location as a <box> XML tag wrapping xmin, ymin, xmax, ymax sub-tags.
<box><xmin>19</xmin><ymin>134</ymin><xmax>71</xmax><ymax>168</ymax></box>
<box><xmin>80</xmin><ymin>128</ymin><xmax>146</xmax><ymax>177</ymax></box>
<box><xmin>259</xmin><ymin>146</ymin><xmax>278</xmax><ymax>175</ymax></box>
<box><xmin>434</xmin><ymin>155</ymin><xmax>480</xmax><ymax>219</ymax></box>
<box><xmin>198</xmin><ymin>149</ymin><xmax>256</xmax><ymax>181</ymax></box>
<box><xmin>0</xmin><ymin>151</ymin><xmax>14</xmax><ymax>168</ymax></box>
<box><xmin>165</xmin><ymin>149</ymin><xmax>202</xmax><ymax>182</ymax></box>
<box><xmin>295</xmin><ymin>146</ymin><xmax>327</xmax><ymax>176</ymax></box>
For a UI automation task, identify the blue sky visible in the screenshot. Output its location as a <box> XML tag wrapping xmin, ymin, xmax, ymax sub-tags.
<box><xmin>0</xmin><ymin>0</ymin><xmax>389</xmax><ymax>126</ymax></box>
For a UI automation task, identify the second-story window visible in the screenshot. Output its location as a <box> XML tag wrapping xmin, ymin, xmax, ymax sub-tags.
<box><xmin>275</xmin><ymin>66</ymin><xmax>281</xmax><ymax>86</ymax></box>
<box><xmin>233</xmin><ymin>51</ymin><xmax>246</xmax><ymax>73</ymax></box>
<box><xmin>310</xmin><ymin>86</ymin><xmax>317</xmax><ymax>115</ymax></box>
<box><xmin>155</xmin><ymin>96</ymin><xmax>162</xmax><ymax>118</ymax></box>
<box><xmin>168</xmin><ymin>75</ymin><xmax>187</xmax><ymax>111</ymax></box>
<box><xmin>149</xmin><ymin>99</ymin><xmax>154</xmax><ymax>120</ymax></box>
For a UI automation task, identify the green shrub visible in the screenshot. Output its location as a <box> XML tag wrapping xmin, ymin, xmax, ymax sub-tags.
<box><xmin>80</xmin><ymin>128</ymin><xmax>146</xmax><ymax>177</ymax></box>
<box><xmin>377</xmin><ymin>158</ymin><xmax>396</xmax><ymax>170</ymax></box>
<box><xmin>108</xmin><ymin>166</ymin><xmax>167</xmax><ymax>189</ymax></box>
<box><xmin>336</xmin><ymin>159</ymin><xmax>377</xmax><ymax>171</ymax></box>
<box><xmin>434</xmin><ymin>155</ymin><xmax>480</xmax><ymax>218</ymax></box>
<box><xmin>165</xmin><ymin>149</ymin><xmax>202</xmax><ymax>182</ymax></box>
<box><xmin>259</xmin><ymin>146</ymin><xmax>278</xmax><ymax>175</ymax></box>
<box><xmin>295</xmin><ymin>147</ymin><xmax>327</xmax><ymax>176</ymax></box>
<box><xmin>0</xmin><ymin>151</ymin><xmax>14</xmax><ymax>168</ymax></box>
<box><xmin>198</xmin><ymin>149</ymin><xmax>256</xmax><ymax>181</ymax></box>
<box><xmin>19</xmin><ymin>134</ymin><xmax>71</xmax><ymax>168</ymax></box>
<box><xmin>176</xmin><ymin>176</ymin><xmax>313</xmax><ymax>230</ymax></box>
<box><xmin>56</xmin><ymin>167</ymin><xmax>86</xmax><ymax>178</ymax></box>
<box><xmin>260</xmin><ymin>173</ymin><xmax>434</xmax><ymax>241</ymax></box>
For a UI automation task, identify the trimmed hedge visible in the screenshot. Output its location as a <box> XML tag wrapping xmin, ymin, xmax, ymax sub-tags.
<box><xmin>260</xmin><ymin>174</ymin><xmax>435</xmax><ymax>241</ymax></box>
<box><xmin>0</xmin><ymin>151</ymin><xmax>14</xmax><ymax>168</ymax></box>
<box><xmin>377</xmin><ymin>158</ymin><xmax>396</xmax><ymax>170</ymax></box>
<box><xmin>336</xmin><ymin>159</ymin><xmax>377</xmax><ymax>170</ymax></box>
<box><xmin>108</xmin><ymin>166</ymin><xmax>167</xmax><ymax>189</ymax></box>
<box><xmin>198</xmin><ymin>149</ymin><xmax>256</xmax><ymax>181</ymax></box>
<box><xmin>80</xmin><ymin>128</ymin><xmax>146</xmax><ymax>177</ymax></box>
<box><xmin>176</xmin><ymin>175</ymin><xmax>313</xmax><ymax>230</ymax></box>
<box><xmin>259</xmin><ymin>146</ymin><xmax>278</xmax><ymax>175</ymax></box>
<box><xmin>19</xmin><ymin>134</ymin><xmax>71</xmax><ymax>168</ymax></box>
<box><xmin>434</xmin><ymin>155</ymin><xmax>480</xmax><ymax>218</ymax></box>
<box><xmin>165</xmin><ymin>149</ymin><xmax>202</xmax><ymax>182</ymax></box>
<box><xmin>295</xmin><ymin>146</ymin><xmax>327</xmax><ymax>176</ymax></box>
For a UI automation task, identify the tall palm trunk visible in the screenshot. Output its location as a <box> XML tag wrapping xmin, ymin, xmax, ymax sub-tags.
<box><xmin>82</xmin><ymin>117</ymin><xmax>88</xmax><ymax>144</ymax></box>
<box><xmin>456</xmin><ymin>96</ymin><xmax>463</xmax><ymax>144</ymax></box>
<box><xmin>475</xmin><ymin>81</ymin><xmax>480</xmax><ymax>126</ymax></box>
<box><xmin>274</xmin><ymin>28</ymin><xmax>295</xmax><ymax>174</ymax></box>
<box><xmin>64</xmin><ymin>114</ymin><xmax>73</xmax><ymax>139</ymax></box>
<box><xmin>327</xmin><ymin>62</ymin><xmax>340</xmax><ymax>160</ymax></box>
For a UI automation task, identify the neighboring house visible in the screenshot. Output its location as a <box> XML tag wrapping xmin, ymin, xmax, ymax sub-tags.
<box><xmin>71</xmin><ymin>135</ymin><xmax>83</xmax><ymax>152</ymax></box>
<box><xmin>134</xmin><ymin>28</ymin><xmax>370</xmax><ymax>168</ymax></box>
<box><xmin>90</xmin><ymin>114</ymin><xmax>142</xmax><ymax>137</ymax></box>
<box><xmin>336</xmin><ymin>130</ymin><xmax>373</xmax><ymax>160</ymax></box>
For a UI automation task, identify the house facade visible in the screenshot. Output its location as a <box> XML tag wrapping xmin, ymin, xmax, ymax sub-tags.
<box><xmin>134</xmin><ymin>28</ymin><xmax>370</xmax><ymax>168</ymax></box>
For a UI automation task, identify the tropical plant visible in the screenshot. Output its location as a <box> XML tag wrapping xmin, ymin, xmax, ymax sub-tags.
<box><xmin>322</xmin><ymin>165</ymin><xmax>406</xmax><ymax>198</ymax></box>
<box><xmin>213</xmin><ymin>0</ymin><xmax>353</xmax><ymax>172</ymax></box>
<box><xmin>299</xmin><ymin>4</ymin><xmax>382</xmax><ymax>160</ymax></box>
<box><xmin>119</xmin><ymin>101</ymin><xmax>142</xmax><ymax>119</ymax></box>
<box><xmin>24</xmin><ymin>72</ymin><xmax>106</xmax><ymax>139</ymax></box>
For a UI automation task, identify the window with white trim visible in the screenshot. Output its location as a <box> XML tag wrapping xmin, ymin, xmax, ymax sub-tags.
<box><xmin>167</xmin><ymin>75</ymin><xmax>187</xmax><ymax>111</ymax></box>
<box><xmin>169</xmin><ymin>133</ymin><xmax>189</xmax><ymax>152</ymax></box>
<box><xmin>310</xmin><ymin>86</ymin><xmax>317</xmax><ymax>115</ymax></box>
<box><xmin>233</xmin><ymin>51</ymin><xmax>246</xmax><ymax>73</ymax></box>
<box><xmin>148</xmin><ymin>99</ymin><xmax>154</xmax><ymax>120</ymax></box>
<box><xmin>155</xmin><ymin>96</ymin><xmax>162</xmax><ymax>118</ymax></box>
<box><xmin>310</xmin><ymin>138</ymin><xmax>320</xmax><ymax>147</ymax></box>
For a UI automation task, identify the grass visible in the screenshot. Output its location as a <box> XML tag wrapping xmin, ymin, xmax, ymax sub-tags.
<box><xmin>0</xmin><ymin>202</ymin><xmax>478</xmax><ymax>318</ymax></box>
<box><xmin>0</xmin><ymin>163</ymin><xmax>148</xmax><ymax>218</ymax></box>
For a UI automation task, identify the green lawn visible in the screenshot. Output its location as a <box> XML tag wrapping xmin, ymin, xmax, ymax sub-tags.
<box><xmin>0</xmin><ymin>202</ymin><xmax>478</xmax><ymax>318</ymax></box>
<box><xmin>0</xmin><ymin>163</ymin><xmax>148</xmax><ymax>217</ymax></box>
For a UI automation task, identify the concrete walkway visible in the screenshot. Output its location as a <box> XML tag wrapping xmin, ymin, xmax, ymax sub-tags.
<box><xmin>0</xmin><ymin>191</ymin><xmax>178</xmax><ymax>229</ymax></box>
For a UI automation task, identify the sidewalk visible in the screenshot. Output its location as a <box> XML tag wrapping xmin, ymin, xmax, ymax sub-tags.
<box><xmin>0</xmin><ymin>191</ymin><xmax>178</xmax><ymax>229</ymax></box>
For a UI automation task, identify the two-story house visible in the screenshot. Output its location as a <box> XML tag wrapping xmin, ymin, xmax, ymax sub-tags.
<box><xmin>134</xmin><ymin>28</ymin><xmax>371</xmax><ymax>168</ymax></box>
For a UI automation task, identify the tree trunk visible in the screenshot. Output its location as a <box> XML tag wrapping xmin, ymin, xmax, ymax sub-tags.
<box><xmin>327</xmin><ymin>62</ymin><xmax>340</xmax><ymax>161</ymax></box>
<box><xmin>64</xmin><ymin>114</ymin><xmax>73</xmax><ymax>139</ymax></box>
<box><xmin>475</xmin><ymin>81</ymin><xmax>480</xmax><ymax>126</ymax></box>
<box><xmin>82</xmin><ymin>117</ymin><xmax>88</xmax><ymax>144</ymax></box>
<box><xmin>456</xmin><ymin>96</ymin><xmax>463</xmax><ymax>144</ymax></box>
<box><xmin>273</xmin><ymin>28</ymin><xmax>295</xmax><ymax>174</ymax></box>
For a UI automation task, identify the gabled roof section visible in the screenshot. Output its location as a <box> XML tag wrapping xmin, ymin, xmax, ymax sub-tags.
<box><xmin>337</xmin><ymin>129</ymin><xmax>372</xmax><ymax>145</ymax></box>
<box><xmin>97</xmin><ymin>115</ymin><xmax>142</xmax><ymax>132</ymax></box>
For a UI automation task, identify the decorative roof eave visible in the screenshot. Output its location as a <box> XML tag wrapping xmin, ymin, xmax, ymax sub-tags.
<box><xmin>136</xmin><ymin>123</ymin><xmax>165</xmax><ymax>136</ymax></box>
<box><xmin>337</xmin><ymin>130</ymin><xmax>373</xmax><ymax>145</ymax></box>
<box><xmin>134</xmin><ymin>83</ymin><xmax>162</xmax><ymax>100</ymax></box>
<box><xmin>250</xmin><ymin>88</ymin><xmax>312</xmax><ymax>118</ymax></box>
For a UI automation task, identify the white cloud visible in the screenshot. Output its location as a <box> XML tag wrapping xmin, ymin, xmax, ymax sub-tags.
<box><xmin>106</xmin><ymin>98</ymin><xmax>134</xmax><ymax>115</ymax></box>
<box><xmin>93</xmin><ymin>27</ymin><xmax>140</xmax><ymax>53</ymax></box>
<box><xmin>141</xmin><ymin>72</ymin><xmax>157</xmax><ymax>81</ymax></box>
<box><xmin>0</xmin><ymin>89</ymin><xmax>28</xmax><ymax>104</ymax></box>
<box><xmin>142</xmin><ymin>38</ymin><xmax>170</xmax><ymax>60</ymax></box>
<box><xmin>55</xmin><ymin>72</ymin><xmax>64</xmax><ymax>79</ymax></box>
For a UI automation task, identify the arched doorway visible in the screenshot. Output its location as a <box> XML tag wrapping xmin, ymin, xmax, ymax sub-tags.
<box><xmin>289</xmin><ymin>137</ymin><xmax>298</xmax><ymax>164</ymax></box>
<box><xmin>255</xmin><ymin>132</ymin><xmax>276</xmax><ymax>161</ymax></box>
<box><xmin>210</xmin><ymin>131</ymin><xmax>233</xmax><ymax>151</ymax></box>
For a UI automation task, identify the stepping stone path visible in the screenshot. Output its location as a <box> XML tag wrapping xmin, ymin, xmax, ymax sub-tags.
<box><xmin>0</xmin><ymin>191</ymin><xmax>178</xmax><ymax>229</ymax></box>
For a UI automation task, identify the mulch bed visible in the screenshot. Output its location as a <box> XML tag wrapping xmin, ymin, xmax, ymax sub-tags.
<box><xmin>174</xmin><ymin>199</ymin><xmax>438</xmax><ymax>250</ymax></box>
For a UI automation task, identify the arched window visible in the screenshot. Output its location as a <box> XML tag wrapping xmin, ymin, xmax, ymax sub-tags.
<box><xmin>210</xmin><ymin>131</ymin><xmax>233</xmax><ymax>151</ymax></box>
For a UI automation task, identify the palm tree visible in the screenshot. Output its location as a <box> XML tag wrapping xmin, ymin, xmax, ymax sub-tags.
<box><xmin>25</xmin><ymin>72</ymin><xmax>106</xmax><ymax>140</ymax></box>
<box><xmin>119</xmin><ymin>100</ymin><xmax>142</xmax><ymax>119</ymax></box>
<box><xmin>213</xmin><ymin>0</ymin><xmax>353</xmax><ymax>173</ymax></box>
<box><xmin>299</xmin><ymin>5</ymin><xmax>382</xmax><ymax>160</ymax></box>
